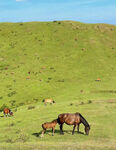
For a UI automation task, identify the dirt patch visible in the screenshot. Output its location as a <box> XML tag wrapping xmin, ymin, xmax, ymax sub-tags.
<box><xmin>106</xmin><ymin>99</ymin><xmax>116</xmax><ymax>103</ymax></box>
<box><xmin>91</xmin><ymin>99</ymin><xmax>116</xmax><ymax>104</ymax></box>
<box><xmin>91</xmin><ymin>90</ymin><xmax>116</xmax><ymax>94</ymax></box>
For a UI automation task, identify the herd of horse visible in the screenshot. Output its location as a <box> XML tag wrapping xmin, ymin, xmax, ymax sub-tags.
<box><xmin>42</xmin><ymin>99</ymin><xmax>90</xmax><ymax>136</ymax></box>
<box><xmin>3</xmin><ymin>99</ymin><xmax>91</xmax><ymax>137</ymax></box>
<box><xmin>42</xmin><ymin>112</ymin><xmax>90</xmax><ymax>136</ymax></box>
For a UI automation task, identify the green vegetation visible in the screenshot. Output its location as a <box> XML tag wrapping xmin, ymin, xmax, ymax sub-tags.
<box><xmin>0</xmin><ymin>21</ymin><xmax>116</xmax><ymax>149</ymax></box>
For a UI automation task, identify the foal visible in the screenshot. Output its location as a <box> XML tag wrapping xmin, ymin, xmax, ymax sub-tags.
<box><xmin>42</xmin><ymin>119</ymin><xmax>57</xmax><ymax>136</ymax></box>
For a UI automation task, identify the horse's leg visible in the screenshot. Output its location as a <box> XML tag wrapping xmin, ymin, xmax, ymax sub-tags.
<box><xmin>77</xmin><ymin>124</ymin><xmax>80</xmax><ymax>133</ymax></box>
<box><xmin>4</xmin><ymin>113</ymin><xmax>6</xmax><ymax>117</ymax></box>
<box><xmin>60</xmin><ymin>124</ymin><xmax>64</xmax><ymax>134</ymax></box>
<box><xmin>52</xmin><ymin>127</ymin><xmax>55</xmax><ymax>136</ymax></box>
<box><xmin>42</xmin><ymin>129</ymin><xmax>46</xmax><ymax>135</ymax></box>
<box><xmin>72</xmin><ymin>125</ymin><xmax>76</xmax><ymax>135</ymax></box>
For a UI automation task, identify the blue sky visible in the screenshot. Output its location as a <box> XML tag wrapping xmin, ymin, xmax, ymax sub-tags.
<box><xmin>0</xmin><ymin>0</ymin><xmax>116</xmax><ymax>24</ymax></box>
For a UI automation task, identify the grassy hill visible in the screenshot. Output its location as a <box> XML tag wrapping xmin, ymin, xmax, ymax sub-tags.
<box><xmin>0</xmin><ymin>21</ymin><xmax>116</xmax><ymax>149</ymax></box>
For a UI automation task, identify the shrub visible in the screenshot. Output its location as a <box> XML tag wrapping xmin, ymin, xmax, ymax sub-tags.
<box><xmin>88</xmin><ymin>100</ymin><xmax>92</xmax><ymax>104</ymax></box>
<box><xmin>9</xmin><ymin>123</ymin><xmax>15</xmax><ymax>127</ymax></box>
<box><xmin>16</xmin><ymin>102</ymin><xmax>25</xmax><ymax>107</ymax></box>
<box><xmin>48</xmin><ymin>77</ymin><xmax>52</xmax><ymax>80</ymax></box>
<box><xmin>28</xmin><ymin>106</ymin><xmax>35</xmax><ymax>110</ymax></box>
<box><xmin>6</xmin><ymin>85</ymin><xmax>12</xmax><ymax>88</ymax></box>
<box><xmin>5</xmin><ymin>138</ymin><xmax>14</xmax><ymax>143</ymax></box>
<box><xmin>33</xmin><ymin>98</ymin><xmax>38</xmax><ymax>102</ymax></box>
<box><xmin>14</xmin><ymin>108</ymin><xmax>17</xmax><ymax>112</ymax></box>
<box><xmin>10</xmin><ymin>100</ymin><xmax>16</xmax><ymax>106</ymax></box>
<box><xmin>7</xmin><ymin>91</ymin><xmax>16</xmax><ymax>97</ymax></box>
<box><xmin>57</xmin><ymin>79</ymin><xmax>64</xmax><ymax>82</ymax></box>
<box><xmin>16</xmin><ymin>129</ymin><xmax>21</xmax><ymax>134</ymax></box>
<box><xmin>0</xmin><ymin>96</ymin><xmax>3</xmax><ymax>100</ymax></box>
<box><xmin>16</xmin><ymin>133</ymin><xmax>29</xmax><ymax>143</ymax></box>
<box><xmin>19</xmin><ymin>23</ymin><xmax>23</xmax><ymax>26</ymax></box>
<box><xmin>80</xmin><ymin>102</ymin><xmax>84</xmax><ymax>105</ymax></box>
<box><xmin>19</xmin><ymin>102</ymin><xmax>25</xmax><ymax>106</ymax></box>
<box><xmin>58</xmin><ymin>22</ymin><xmax>61</xmax><ymax>24</ymax></box>
<box><xmin>50</xmin><ymin>67</ymin><xmax>54</xmax><ymax>69</ymax></box>
<box><xmin>70</xmin><ymin>103</ymin><xmax>73</xmax><ymax>106</ymax></box>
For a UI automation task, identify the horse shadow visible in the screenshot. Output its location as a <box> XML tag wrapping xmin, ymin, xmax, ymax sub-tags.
<box><xmin>0</xmin><ymin>115</ymin><xmax>4</xmax><ymax>118</ymax></box>
<box><xmin>32</xmin><ymin>129</ymin><xmax>60</xmax><ymax>137</ymax></box>
<box><xmin>32</xmin><ymin>132</ymin><xmax>42</xmax><ymax>137</ymax></box>
<box><xmin>77</xmin><ymin>131</ymin><xmax>84</xmax><ymax>135</ymax></box>
<box><xmin>0</xmin><ymin>115</ymin><xmax>13</xmax><ymax>118</ymax></box>
<box><xmin>32</xmin><ymin>129</ymin><xmax>84</xmax><ymax>137</ymax></box>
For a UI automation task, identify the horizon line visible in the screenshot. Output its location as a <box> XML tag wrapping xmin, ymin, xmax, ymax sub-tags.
<box><xmin>0</xmin><ymin>20</ymin><xmax>116</xmax><ymax>26</ymax></box>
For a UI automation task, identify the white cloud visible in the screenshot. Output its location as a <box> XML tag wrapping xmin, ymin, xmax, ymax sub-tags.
<box><xmin>16</xmin><ymin>0</ymin><xmax>24</xmax><ymax>2</ymax></box>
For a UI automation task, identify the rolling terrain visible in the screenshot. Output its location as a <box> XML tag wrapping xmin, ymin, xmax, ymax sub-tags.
<box><xmin>0</xmin><ymin>21</ymin><xmax>116</xmax><ymax>150</ymax></box>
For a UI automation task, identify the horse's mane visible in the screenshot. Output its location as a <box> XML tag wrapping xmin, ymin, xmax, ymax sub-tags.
<box><xmin>52</xmin><ymin>119</ymin><xmax>57</xmax><ymax>123</ymax></box>
<box><xmin>77</xmin><ymin>113</ymin><xmax>90</xmax><ymax>127</ymax></box>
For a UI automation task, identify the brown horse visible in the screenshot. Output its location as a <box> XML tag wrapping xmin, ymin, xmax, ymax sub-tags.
<box><xmin>3</xmin><ymin>108</ymin><xmax>13</xmax><ymax>117</ymax></box>
<box><xmin>42</xmin><ymin>119</ymin><xmax>57</xmax><ymax>136</ymax></box>
<box><xmin>57</xmin><ymin>112</ymin><xmax>90</xmax><ymax>135</ymax></box>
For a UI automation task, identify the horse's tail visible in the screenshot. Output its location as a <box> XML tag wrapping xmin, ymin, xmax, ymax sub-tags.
<box><xmin>42</xmin><ymin>99</ymin><xmax>45</xmax><ymax>102</ymax></box>
<box><xmin>42</xmin><ymin>123</ymin><xmax>45</xmax><ymax>129</ymax></box>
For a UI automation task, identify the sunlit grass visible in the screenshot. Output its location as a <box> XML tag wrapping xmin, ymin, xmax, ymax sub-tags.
<box><xmin>0</xmin><ymin>21</ymin><xmax>116</xmax><ymax>149</ymax></box>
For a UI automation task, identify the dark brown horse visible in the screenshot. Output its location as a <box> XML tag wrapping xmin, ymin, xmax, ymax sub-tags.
<box><xmin>57</xmin><ymin>112</ymin><xmax>90</xmax><ymax>135</ymax></box>
<box><xmin>3</xmin><ymin>108</ymin><xmax>13</xmax><ymax>117</ymax></box>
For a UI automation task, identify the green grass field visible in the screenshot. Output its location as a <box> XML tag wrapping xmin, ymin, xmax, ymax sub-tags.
<box><xmin>0</xmin><ymin>21</ymin><xmax>116</xmax><ymax>149</ymax></box>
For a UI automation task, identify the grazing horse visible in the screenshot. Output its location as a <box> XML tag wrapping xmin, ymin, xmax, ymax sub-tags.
<box><xmin>57</xmin><ymin>112</ymin><xmax>90</xmax><ymax>135</ymax></box>
<box><xmin>3</xmin><ymin>108</ymin><xmax>13</xmax><ymax>117</ymax></box>
<box><xmin>42</xmin><ymin>119</ymin><xmax>57</xmax><ymax>136</ymax></box>
<box><xmin>42</xmin><ymin>98</ymin><xmax>55</xmax><ymax>105</ymax></box>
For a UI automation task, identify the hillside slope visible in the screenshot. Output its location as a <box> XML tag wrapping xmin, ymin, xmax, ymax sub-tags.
<box><xmin>0</xmin><ymin>21</ymin><xmax>116</xmax><ymax>107</ymax></box>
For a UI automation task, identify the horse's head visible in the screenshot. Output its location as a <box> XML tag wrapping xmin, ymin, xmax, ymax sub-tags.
<box><xmin>10</xmin><ymin>111</ymin><xmax>13</xmax><ymax>116</ymax></box>
<box><xmin>85</xmin><ymin>125</ymin><xmax>90</xmax><ymax>135</ymax></box>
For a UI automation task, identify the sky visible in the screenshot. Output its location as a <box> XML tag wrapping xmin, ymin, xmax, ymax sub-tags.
<box><xmin>0</xmin><ymin>0</ymin><xmax>116</xmax><ymax>24</ymax></box>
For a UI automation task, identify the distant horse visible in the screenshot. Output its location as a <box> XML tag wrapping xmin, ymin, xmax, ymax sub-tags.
<box><xmin>57</xmin><ymin>112</ymin><xmax>90</xmax><ymax>135</ymax></box>
<box><xmin>42</xmin><ymin>119</ymin><xmax>57</xmax><ymax>136</ymax></box>
<box><xmin>42</xmin><ymin>98</ymin><xmax>55</xmax><ymax>105</ymax></box>
<box><xmin>3</xmin><ymin>108</ymin><xmax>13</xmax><ymax>117</ymax></box>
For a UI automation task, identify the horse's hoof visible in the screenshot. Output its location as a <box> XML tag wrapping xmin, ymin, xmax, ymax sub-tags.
<box><xmin>60</xmin><ymin>132</ymin><xmax>64</xmax><ymax>135</ymax></box>
<box><xmin>40</xmin><ymin>134</ymin><xmax>44</xmax><ymax>138</ymax></box>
